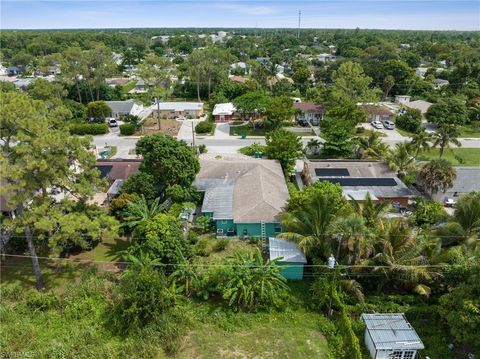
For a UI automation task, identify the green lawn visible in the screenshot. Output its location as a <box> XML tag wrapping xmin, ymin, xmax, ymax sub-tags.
<box><xmin>178</xmin><ymin>308</ymin><xmax>330</xmax><ymax>359</ymax></box>
<box><xmin>229</xmin><ymin>124</ymin><xmax>266</xmax><ymax>136</ymax></box>
<box><xmin>459</xmin><ymin>124</ymin><xmax>480</xmax><ymax>138</ymax></box>
<box><xmin>395</xmin><ymin>127</ymin><xmax>415</xmax><ymax>137</ymax></box>
<box><xmin>417</xmin><ymin>148</ymin><xmax>480</xmax><ymax>166</ymax></box>
<box><xmin>230</xmin><ymin>124</ymin><xmax>314</xmax><ymax>137</ymax></box>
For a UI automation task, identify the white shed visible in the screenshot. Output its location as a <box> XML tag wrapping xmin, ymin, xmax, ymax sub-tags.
<box><xmin>361</xmin><ymin>313</ymin><xmax>424</xmax><ymax>359</ymax></box>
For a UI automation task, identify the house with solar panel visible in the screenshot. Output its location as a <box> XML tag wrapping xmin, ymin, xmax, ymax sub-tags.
<box><xmin>193</xmin><ymin>155</ymin><xmax>289</xmax><ymax>244</ymax></box>
<box><xmin>361</xmin><ymin>313</ymin><xmax>425</xmax><ymax>359</ymax></box>
<box><xmin>303</xmin><ymin>160</ymin><xmax>414</xmax><ymax>206</ymax></box>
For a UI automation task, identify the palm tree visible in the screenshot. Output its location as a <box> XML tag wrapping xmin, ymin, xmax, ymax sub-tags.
<box><xmin>454</xmin><ymin>191</ymin><xmax>480</xmax><ymax>235</ymax></box>
<box><xmin>306</xmin><ymin>138</ymin><xmax>321</xmax><ymax>155</ymax></box>
<box><xmin>280</xmin><ymin>192</ymin><xmax>343</xmax><ymax>259</ymax></box>
<box><xmin>332</xmin><ymin>215</ymin><xmax>372</xmax><ymax>265</ymax></box>
<box><xmin>417</xmin><ymin>159</ymin><xmax>457</xmax><ymax>196</ymax></box>
<box><xmin>432</xmin><ymin>124</ymin><xmax>461</xmax><ymax>158</ymax></box>
<box><xmin>171</xmin><ymin>250</ymin><xmax>199</xmax><ymax>297</ymax></box>
<box><xmin>387</xmin><ymin>142</ymin><xmax>415</xmax><ymax>179</ymax></box>
<box><xmin>371</xmin><ymin>219</ymin><xmax>437</xmax><ymax>296</ymax></box>
<box><xmin>122</xmin><ymin>195</ymin><xmax>166</xmax><ymax>230</ymax></box>
<box><xmin>359</xmin><ymin>132</ymin><xmax>389</xmax><ymax>160</ymax></box>
<box><xmin>349</xmin><ymin>193</ymin><xmax>391</xmax><ymax>229</ymax></box>
<box><xmin>409</xmin><ymin>129</ymin><xmax>432</xmax><ymax>157</ymax></box>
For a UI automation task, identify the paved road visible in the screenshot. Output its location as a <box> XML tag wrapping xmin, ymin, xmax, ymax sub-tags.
<box><xmin>92</xmin><ymin>125</ymin><xmax>480</xmax><ymax>159</ymax></box>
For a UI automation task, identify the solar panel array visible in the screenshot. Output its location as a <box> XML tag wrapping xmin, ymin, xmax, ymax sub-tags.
<box><xmin>315</xmin><ymin>168</ymin><xmax>350</xmax><ymax>177</ymax></box>
<box><xmin>96</xmin><ymin>165</ymin><xmax>113</xmax><ymax>179</ymax></box>
<box><xmin>321</xmin><ymin>177</ymin><xmax>398</xmax><ymax>187</ymax></box>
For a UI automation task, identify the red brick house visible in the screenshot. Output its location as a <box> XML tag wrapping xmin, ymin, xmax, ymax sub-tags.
<box><xmin>212</xmin><ymin>103</ymin><xmax>236</xmax><ymax>123</ymax></box>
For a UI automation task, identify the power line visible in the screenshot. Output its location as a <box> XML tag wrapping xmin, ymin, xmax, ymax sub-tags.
<box><xmin>0</xmin><ymin>253</ymin><xmax>468</xmax><ymax>269</ymax></box>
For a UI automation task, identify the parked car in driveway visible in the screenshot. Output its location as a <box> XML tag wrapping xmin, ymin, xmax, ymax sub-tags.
<box><xmin>383</xmin><ymin>120</ymin><xmax>395</xmax><ymax>130</ymax></box>
<box><xmin>371</xmin><ymin>120</ymin><xmax>383</xmax><ymax>129</ymax></box>
<box><xmin>107</xmin><ymin>118</ymin><xmax>118</xmax><ymax>127</ymax></box>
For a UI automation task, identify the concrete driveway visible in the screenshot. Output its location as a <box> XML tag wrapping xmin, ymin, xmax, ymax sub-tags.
<box><xmin>361</xmin><ymin>123</ymin><xmax>410</xmax><ymax>147</ymax></box>
<box><xmin>213</xmin><ymin>123</ymin><xmax>231</xmax><ymax>139</ymax></box>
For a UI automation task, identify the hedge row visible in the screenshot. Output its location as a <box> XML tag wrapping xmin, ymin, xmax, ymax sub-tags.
<box><xmin>70</xmin><ymin>123</ymin><xmax>109</xmax><ymax>135</ymax></box>
<box><xmin>119</xmin><ymin>123</ymin><xmax>136</xmax><ymax>136</ymax></box>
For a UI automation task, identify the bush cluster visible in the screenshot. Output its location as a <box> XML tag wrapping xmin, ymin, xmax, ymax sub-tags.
<box><xmin>195</xmin><ymin>120</ymin><xmax>215</xmax><ymax>134</ymax></box>
<box><xmin>119</xmin><ymin>123</ymin><xmax>136</xmax><ymax>136</ymax></box>
<box><xmin>70</xmin><ymin>123</ymin><xmax>109</xmax><ymax>135</ymax></box>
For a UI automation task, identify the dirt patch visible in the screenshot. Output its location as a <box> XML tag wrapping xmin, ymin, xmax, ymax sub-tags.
<box><xmin>135</xmin><ymin>115</ymin><xmax>181</xmax><ymax>136</ymax></box>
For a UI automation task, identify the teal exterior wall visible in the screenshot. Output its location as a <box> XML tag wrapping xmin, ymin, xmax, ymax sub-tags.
<box><xmin>235</xmin><ymin>222</ymin><xmax>282</xmax><ymax>239</ymax></box>
<box><xmin>277</xmin><ymin>261</ymin><xmax>305</xmax><ymax>280</ymax></box>
<box><xmin>214</xmin><ymin>219</ymin><xmax>235</xmax><ymax>234</ymax></box>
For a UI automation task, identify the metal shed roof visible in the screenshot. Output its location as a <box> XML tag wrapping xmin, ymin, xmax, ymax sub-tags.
<box><xmin>106</xmin><ymin>179</ymin><xmax>125</xmax><ymax>196</ymax></box>
<box><xmin>361</xmin><ymin>313</ymin><xmax>425</xmax><ymax>351</ymax></box>
<box><xmin>269</xmin><ymin>238</ymin><xmax>307</xmax><ymax>263</ymax></box>
<box><xmin>201</xmin><ymin>185</ymin><xmax>234</xmax><ymax>220</ymax></box>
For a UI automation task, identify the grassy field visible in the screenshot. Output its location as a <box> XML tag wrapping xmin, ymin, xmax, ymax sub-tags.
<box><xmin>230</xmin><ymin>124</ymin><xmax>266</xmax><ymax>136</ymax></box>
<box><xmin>459</xmin><ymin>124</ymin><xmax>480</xmax><ymax>138</ymax></box>
<box><xmin>178</xmin><ymin>307</ymin><xmax>330</xmax><ymax>358</ymax></box>
<box><xmin>417</xmin><ymin>148</ymin><xmax>480</xmax><ymax>166</ymax></box>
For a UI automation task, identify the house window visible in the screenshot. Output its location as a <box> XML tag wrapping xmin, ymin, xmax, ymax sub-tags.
<box><xmin>274</xmin><ymin>224</ymin><xmax>282</xmax><ymax>233</ymax></box>
<box><xmin>403</xmin><ymin>351</ymin><xmax>415</xmax><ymax>359</ymax></box>
<box><xmin>391</xmin><ymin>351</ymin><xmax>403</xmax><ymax>359</ymax></box>
<box><xmin>453</xmin><ymin>192</ymin><xmax>458</xmax><ymax>197</ymax></box>
<box><xmin>221</xmin><ymin>220</ymin><xmax>227</xmax><ymax>224</ymax></box>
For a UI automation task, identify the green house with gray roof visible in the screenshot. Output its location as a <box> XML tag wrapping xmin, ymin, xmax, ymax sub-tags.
<box><xmin>194</xmin><ymin>155</ymin><xmax>289</xmax><ymax>240</ymax></box>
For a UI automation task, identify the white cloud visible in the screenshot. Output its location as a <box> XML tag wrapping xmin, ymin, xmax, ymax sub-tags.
<box><xmin>214</xmin><ymin>3</ymin><xmax>277</xmax><ymax>16</ymax></box>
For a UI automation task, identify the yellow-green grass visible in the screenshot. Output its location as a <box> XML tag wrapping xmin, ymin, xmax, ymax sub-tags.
<box><xmin>459</xmin><ymin>124</ymin><xmax>480</xmax><ymax>138</ymax></box>
<box><xmin>417</xmin><ymin>148</ymin><xmax>480</xmax><ymax>166</ymax></box>
<box><xmin>177</xmin><ymin>308</ymin><xmax>330</xmax><ymax>358</ymax></box>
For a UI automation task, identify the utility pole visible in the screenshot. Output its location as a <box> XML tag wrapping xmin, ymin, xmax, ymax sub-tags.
<box><xmin>297</xmin><ymin>10</ymin><xmax>301</xmax><ymax>39</ymax></box>
<box><xmin>156</xmin><ymin>97</ymin><xmax>161</xmax><ymax>131</ymax></box>
<box><xmin>191</xmin><ymin>120</ymin><xmax>196</xmax><ymax>153</ymax></box>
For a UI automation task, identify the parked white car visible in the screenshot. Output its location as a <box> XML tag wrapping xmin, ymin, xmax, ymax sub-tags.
<box><xmin>383</xmin><ymin>120</ymin><xmax>396</xmax><ymax>130</ymax></box>
<box><xmin>107</xmin><ymin>118</ymin><xmax>118</xmax><ymax>127</ymax></box>
<box><xmin>371</xmin><ymin>120</ymin><xmax>383</xmax><ymax>129</ymax></box>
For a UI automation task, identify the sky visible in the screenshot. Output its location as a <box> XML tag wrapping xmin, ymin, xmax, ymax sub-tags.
<box><xmin>1</xmin><ymin>1</ymin><xmax>479</xmax><ymax>31</ymax></box>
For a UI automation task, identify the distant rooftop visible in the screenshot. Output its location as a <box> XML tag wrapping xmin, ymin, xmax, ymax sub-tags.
<box><xmin>158</xmin><ymin>102</ymin><xmax>203</xmax><ymax>111</ymax></box>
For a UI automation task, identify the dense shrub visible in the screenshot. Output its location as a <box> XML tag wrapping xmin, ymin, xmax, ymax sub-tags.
<box><xmin>112</xmin><ymin>265</ymin><xmax>179</xmax><ymax>333</ymax></box>
<box><xmin>195</xmin><ymin>120</ymin><xmax>215</xmax><ymax>134</ymax></box>
<box><xmin>70</xmin><ymin>123</ymin><xmax>109</xmax><ymax>135</ymax></box>
<box><xmin>121</xmin><ymin>172</ymin><xmax>160</xmax><ymax>201</ymax></box>
<box><xmin>119</xmin><ymin>123</ymin><xmax>136</xmax><ymax>135</ymax></box>
<box><xmin>212</xmin><ymin>238</ymin><xmax>229</xmax><ymax>252</ymax></box>
<box><xmin>396</xmin><ymin>108</ymin><xmax>422</xmax><ymax>132</ymax></box>
<box><xmin>412</xmin><ymin>197</ymin><xmax>448</xmax><ymax>226</ymax></box>
<box><xmin>239</xmin><ymin>143</ymin><xmax>267</xmax><ymax>156</ymax></box>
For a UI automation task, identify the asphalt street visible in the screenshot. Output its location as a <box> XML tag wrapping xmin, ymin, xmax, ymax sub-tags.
<box><xmin>92</xmin><ymin>121</ymin><xmax>480</xmax><ymax>159</ymax></box>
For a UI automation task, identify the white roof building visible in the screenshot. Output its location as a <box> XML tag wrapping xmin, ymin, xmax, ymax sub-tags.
<box><xmin>212</xmin><ymin>103</ymin><xmax>236</xmax><ymax>116</ymax></box>
<box><xmin>158</xmin><ymin>102</ymin><xmax>203</xmax><ymax>112</ymax></box>
<box><xmin>362</xmin><ymin>313</ymin><xmax>424</xmax><ymax>359</ymax></box>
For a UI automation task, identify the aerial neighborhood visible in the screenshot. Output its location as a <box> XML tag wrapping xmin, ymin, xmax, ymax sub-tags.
<box><xmin>0</xmin><ymin>13</ymin><xmax>479</xmax><ymax>359</ymax></box>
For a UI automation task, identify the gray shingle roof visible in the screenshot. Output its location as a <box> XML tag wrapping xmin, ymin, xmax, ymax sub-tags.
<box><xmin>450</xmin><ymin>167</ymin><xmax>480</xmax><ymax>192</ymax></box>
<box><xmin>194</xmin><ymin>156</ymin><xmax>289</xmax><ymax>223</ymax></box>
<box><xmin>201</xmin><ymin>185</ymin><xmax>234</xmax><ymax>220</ymax></box>
<box><xmin>269</xmin><ymin>238</ymin><xmax>307</xmax><ymax>263</ymax></box>
<box><xmin>362</xmin><ymin>313</ymin><xmax>425</xmax><ymax>351</ymax></box>
<box><xmin>105</xmin><ymin>100</ymin><xmax>135</xmax><ymax>114</ymax></box>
